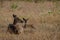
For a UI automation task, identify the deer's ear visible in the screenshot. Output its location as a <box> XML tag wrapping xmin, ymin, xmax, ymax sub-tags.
<box><xmin>13</xmin><ymin>14</ymin><xmax>17</xmax><ymax>17</ymax></box>
<box><xmin>23</xmin><ymin>18</ymin><xmax>29</xmax><ymax>21</ymax></box>
<box><xmin>23</xmin><ymin>18</ymin><xmax>25</xmax><ymax>20</ymax></box>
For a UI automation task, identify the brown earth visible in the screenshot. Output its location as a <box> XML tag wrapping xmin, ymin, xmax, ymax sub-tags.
<box><xmin>0</xmin><ymin>1</ymin><xmax>60</xmax><ymax>40</ymax></box>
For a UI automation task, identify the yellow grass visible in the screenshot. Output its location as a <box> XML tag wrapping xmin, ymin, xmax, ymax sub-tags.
<box><xmin>0</xmin><ymin>1</ymin><xmax>60</xmax><ymax>40</ymax></box>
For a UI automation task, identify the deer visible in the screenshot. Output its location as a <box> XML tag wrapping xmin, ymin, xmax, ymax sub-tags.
<box><xmin>7</xmin><ymin>14</ymin><xmax>36</xmax><ymax>34</ymax></box>
<box><xmin>7</xmin><ymin>14</ymin><xmax>24</xmax><ymax>34</ymax></box>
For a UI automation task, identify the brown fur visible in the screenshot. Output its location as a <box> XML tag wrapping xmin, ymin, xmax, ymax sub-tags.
<box><xmin>7</xmin><ymin>14</ymin><xmax>23</xmax><ymax>34</ymax></box>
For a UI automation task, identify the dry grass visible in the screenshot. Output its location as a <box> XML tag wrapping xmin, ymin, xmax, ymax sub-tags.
<box><xmin>0</xmin><ymin>1</ymin><xmax>60</xmax><ymax>40</ymax></box>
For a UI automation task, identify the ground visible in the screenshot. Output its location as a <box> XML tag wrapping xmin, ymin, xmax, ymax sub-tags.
<box><xmin>0</xmin><ymin>1</ymin><xmax>60</xmax><ymax>40</ymax></box>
